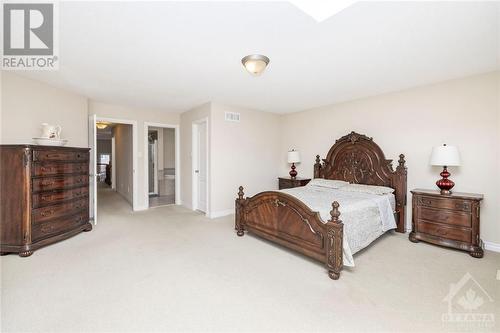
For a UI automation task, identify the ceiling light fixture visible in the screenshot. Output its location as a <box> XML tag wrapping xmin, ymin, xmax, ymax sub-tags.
<box><xmin>241</xmin><ymin>54</ymin><xmax>270</xmax><ymax>75</ymax></box>
<box><xmin>96</xmin><ymin>122</ymin><xmax>109</xmax><ymax>130</ymax></box>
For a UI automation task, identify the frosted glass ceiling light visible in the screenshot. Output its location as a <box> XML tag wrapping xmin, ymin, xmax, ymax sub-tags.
<box><xmin>242</xmin><ymin>54</ymin><xmax>270</xmax><ymax>75</ymax></box>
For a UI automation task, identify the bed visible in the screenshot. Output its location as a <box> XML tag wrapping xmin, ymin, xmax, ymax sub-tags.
<box><xmin>235</xmin><ymin>132</ymin><xmax>407</xmax><ymax>280</ymax></box>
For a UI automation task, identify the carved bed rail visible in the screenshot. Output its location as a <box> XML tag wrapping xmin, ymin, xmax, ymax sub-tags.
<box><xmin>235</xmin><ymin>186</ymin><xmax>344</xmax><ymax>280</ymax></box>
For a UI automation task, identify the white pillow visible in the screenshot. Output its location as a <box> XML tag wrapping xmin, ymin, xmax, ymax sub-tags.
<box><xmin>341</xmin><ymin>183</ymin><xmax>395</xmax><ymax>195</ymax></box>
<box><xmin>307</xmin><ymin>178</ymin><xmax>349</xmax><ymax>189</ymax></box>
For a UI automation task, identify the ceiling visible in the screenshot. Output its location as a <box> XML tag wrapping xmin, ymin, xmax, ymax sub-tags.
<box><xmin>19</xmin><ymin>1</ymin><xmax>499</xmax><ymax>114</ymax></box>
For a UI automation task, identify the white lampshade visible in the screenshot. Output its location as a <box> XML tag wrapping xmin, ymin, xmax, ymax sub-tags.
<box><xmin>287</xmin><ymin>150</ymin><xmax>300</xmax><ymax>164</ymax></box>
<box><xmin>430</xmin><ymin>144</ymin><xmax>461</xmax><ymax>166</ymax></box>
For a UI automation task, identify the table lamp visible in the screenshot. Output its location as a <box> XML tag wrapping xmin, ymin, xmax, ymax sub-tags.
<box><xmin>430</xmin><ymin>144</ymin><xmax>461</xmax><ymax>195</ymax></box>
<box><xmin>287</xmin><ymin>150</ymin><xmax>300</xmax><ymax>178</ymax></box>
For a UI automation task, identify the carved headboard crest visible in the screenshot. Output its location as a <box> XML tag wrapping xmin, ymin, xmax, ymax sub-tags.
<box><xmin>314</xmin><ymin>131</ymin><xmax>407</xmax><ymax>232</ymax></box>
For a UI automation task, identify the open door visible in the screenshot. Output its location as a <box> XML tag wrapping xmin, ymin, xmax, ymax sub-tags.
<box><xmin>88</xmin><ymin>114</ymin><xmax>97</xmax><ymax>224</ymax></box>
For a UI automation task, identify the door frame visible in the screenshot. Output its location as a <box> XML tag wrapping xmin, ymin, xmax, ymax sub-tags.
<box><xmin>94</xmin><ymin>116</ymin><xmax>138</xmax><ymax>211</ymax></box>
<box><xmin>149</xmin><ymin>137</ymin><xmax>159</xmax><ymax>195</ymax></box>
<box><xmin>192</xmin><ymin>117</ymin><xmax>209</xmax><ymax>216</ymax></box>
<box><xmin>111</xmin><ymin>136</ymin><xmax>116</xmax><ymax>190</ymax></box>
<box><xmin>143</xmin><ymin>122</ymin><xmax>181</xmax><ymax>208</ymax></box>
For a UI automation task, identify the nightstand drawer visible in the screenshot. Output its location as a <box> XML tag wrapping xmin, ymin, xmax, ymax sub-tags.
<box><xmin>278</xmin><ymin>177</ymin><xmax>310</xmax><ymax>190</ymax></box>
<box><xmin>418</xmin><ymin>207</ymin><xmax>471</xmax><ymax>227</ymax></box>
<box><xmin>417</xmin><ymin>221</ymin><xmax>471</xmax><ymax>243</ymax></box>
<box><xmin>416</xmin><ymin>196</ymin><xmax>471</xmax><ymax>212</ymax></box>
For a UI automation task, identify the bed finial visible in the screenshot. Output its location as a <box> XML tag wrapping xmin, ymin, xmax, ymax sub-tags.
<box><xmin>315</xmin><ymin>155</ymin><xmax>321</xmax><ymax>164</ymax></box>
<box><xmin>329</xmin><ymin>201</ymin><xmax>341</xmax><ymax>223</ymax></box>
<box><xmin>238</xmin><ymin>186</ymin><xmax>244</xmax><ymax>200</ymax></box>
<box><xmin>398</xmin><ymin>154</ymin><xmax>406</xmax><ymax>167</ymax></box>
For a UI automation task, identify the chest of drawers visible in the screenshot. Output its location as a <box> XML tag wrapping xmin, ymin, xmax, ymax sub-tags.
<box><xmin>409</xmin><ymin>189</ymin><xmax>483</xmax><ymax>258</ymax></box>
<box><xmin>0</xmin><ymin>145</ymin><xmax>92</xmax><ymax>257</ymax></box>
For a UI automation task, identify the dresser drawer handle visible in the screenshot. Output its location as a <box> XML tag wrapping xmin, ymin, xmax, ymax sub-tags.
<box><xmin>41</xmin><ymin>209</ymin><xmax>55</xmax><ymax>217</ymax></box>
<box><xmin>46</xmin><ymin>154</ymin><xmax>61</xmax><ymax>159</ymax></box>
<box><xmin>41</xmin><ymin>181</ymin><xmax>54</xmax><ymax>186</ymax></box>
<box><xmin>40</xmin><ymin>224</ymin><xmax>55</xmax><ymax>233</ymax></box>
<box><xmin>76</xmin><ymin>178</ymin><xmax>83</xmax><ymax>183</ymax></box>
<box><xmin>436</xmin><ymin>228</ymin><xmax>448</xmax><ymax>236</ymax></box>
<box><xmin>76</xmin><ymin>154</ymin><xmax>81</xmax><ymax>158</ymax></box>
<box><xmin>421</xmin><ymin>199</ymin><xmax>432</xmax><ymax>205</ymax></box>
<box><xmin>41</xmin><ymin>195</ymin><xmax>53</xmax><ymax>201</ymax></box>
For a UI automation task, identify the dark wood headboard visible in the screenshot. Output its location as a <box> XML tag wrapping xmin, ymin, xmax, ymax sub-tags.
<box><xmin>313</xmin><ymin>131</ymin><xmax>407</xmax><ymax>233</ymax></box>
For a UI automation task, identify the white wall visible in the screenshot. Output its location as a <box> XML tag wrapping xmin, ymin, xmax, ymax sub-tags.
<box><xmin>180</xmin><ymin>102</ymin><xmax>282</xmax><ymax>216</ymax></box>
<box><xmin>163</xmin><ymin>128</ymin><xmax>175</xmax><ymax>169</ymax></box>
<box><xmin>210</xmin><ymin>103</ymin><xmax>281</xmax><ymax>215</ymax></box>
<box><xmin>114</xmin><ymin>124</ymin><xmax>133</xmax><ymax>204</ymax></box>
<box><xmin>281</xmin><ymin>71</ymin><xmax>499</xmax><ymax>244</ymax></box>
<box><xmin>89</xmin><ymin>101</ymin><xmax>180</xmax><ymax>210</ymax></box>
<box><xmin>1</xmin><ymin>72</ymin><xmax>88</xmax><ymax>147</ymax></box>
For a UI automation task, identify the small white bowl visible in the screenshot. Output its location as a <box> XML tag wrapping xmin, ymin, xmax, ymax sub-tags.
<box><xmin>33</xmin><ymin>137</ymin><xmax>68</xmax><ymax>146</ymax></box>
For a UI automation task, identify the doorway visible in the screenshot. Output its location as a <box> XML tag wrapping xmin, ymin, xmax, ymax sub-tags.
<box><xmin>192</xmin><ymin>118</ymin><xmax>209</xmax><ymax>214</ymax></box>
<box><xmin>144</xmin><ymin>123</ymin><xmax>180</xmax><ymax>208</ymax></box>
<box><xmin>89</xmin><ymin>115</ymin><xmax>138</xmax><ymax>224</ymax></box>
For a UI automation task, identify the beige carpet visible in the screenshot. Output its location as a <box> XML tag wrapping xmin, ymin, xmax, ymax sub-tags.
<box><xmin>1</xmin><ymin>188</ymin><xmax>499</xmax><ymax>332</ymax></box>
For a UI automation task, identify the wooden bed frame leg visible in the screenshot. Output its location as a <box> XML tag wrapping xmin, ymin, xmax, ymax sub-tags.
<box><xmin>326</xmin><ymin>201</ymin><xmax>343</xmax><ymax>280</ymax></box>
<box><xmin>235</xmin><ymin>186</ymin><xmax>246</xmax><ymax>236</ymax></box>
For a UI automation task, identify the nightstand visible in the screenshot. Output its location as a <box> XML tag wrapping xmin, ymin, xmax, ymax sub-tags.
<box><xmin>278</xmin><ymin>177</ymin><xmax>311</xmax><ymax>190</ymax></box>
<box><xmin>409</xmin><ymin>189</ymin><xmax>484</xmax><ymax>258</ymax></box>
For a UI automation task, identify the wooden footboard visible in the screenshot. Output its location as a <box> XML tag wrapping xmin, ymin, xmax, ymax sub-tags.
<box><xmin>235</xmin><ymin>186</ymin><xmax>343</xmax><ymax>280</ymax></box>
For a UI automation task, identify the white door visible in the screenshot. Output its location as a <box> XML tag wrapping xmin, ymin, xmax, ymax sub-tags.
<box><xmin>88</xmin><ymin>114</ymin><xmax>97</xmax><ymax>224</ymax></box>
<box><xmin>195</xmin><ymin>122</ymin><xmax>207</xmax><ymax>212</ymax></box>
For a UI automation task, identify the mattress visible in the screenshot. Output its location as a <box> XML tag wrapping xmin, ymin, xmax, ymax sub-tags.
<box><xmin>279</xmin><ymin>185</ymin><xmax>397</xmax><ymax>267</ymax></box>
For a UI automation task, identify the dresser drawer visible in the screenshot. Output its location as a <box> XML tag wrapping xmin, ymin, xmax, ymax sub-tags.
<box><xmin>417</xmin><ymin>207</ymin><xmax>471</xmax><ymax>228</ymax></box>
<box><xmin>417</xmin><ymin>221</ymin><xmax>471</xmax><ymax>243</ymax></box>
<box><xmin>32</xmin><ymin>212</ymin><xmax>88</xmax><ymax>242</ymax></box>
<box><xmin>32</xmin><ymin>198</ymin><xmax>88</xmax><ymax>223</ymax></box>
<box><xmin>32</xmin><ymin>162</ymin><xmax>88</xmax><ymax>177</ymax></box>
<box><xmin>32</xmin><ymin>175</ymin><xmax>88</xmax><ymax>192</ymax></box>
<box><xmin>32</xmin><ymin>187</ymin><xmax>89</xmax><ymax>208</ymax></box>
<box><xmin>416</xmin><ymin>195</ymin><xmax>471</xmax><ymax>213</ymax></box>
<box><xmin>33</xmin><ymin>150</ymin><xmax>89</xmax><ymax>162</ymax></box>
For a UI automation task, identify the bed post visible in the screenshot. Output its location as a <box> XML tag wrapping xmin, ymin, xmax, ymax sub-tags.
<box><xmin>235</xmin><ymin>186</ymin><xmax>246</xmax><ymax>236</ymax></box>
<box><xmin>326</xmin><ymin>201</ymin><xmax>343</xmax><ymax>280</ymax></box>
<box><xmin>314</xmin><ymin>155</ymin><xmax>322</xmax><ymax>178</ymax></box>
<box><xmin>393</xmin><ymin>154</ymin><xmax>407</xmax><ymax>233</ymax></box>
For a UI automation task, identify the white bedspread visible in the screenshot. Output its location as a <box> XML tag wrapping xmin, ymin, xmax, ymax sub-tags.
<box><xmin>279</xmin><ymin>186</ymin><xmax>397</xmax><ymax>267</ymax></box>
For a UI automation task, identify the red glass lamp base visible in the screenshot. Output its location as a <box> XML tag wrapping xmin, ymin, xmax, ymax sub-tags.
<box><xmin>289</xmin><ymin>163</ymin><xmax>297</xmax><ymax>179</ymax></box>
<box><xmin>436</xmin><ymin>166</ymin><xmax>455</xmax><ymax>195</ymax></box>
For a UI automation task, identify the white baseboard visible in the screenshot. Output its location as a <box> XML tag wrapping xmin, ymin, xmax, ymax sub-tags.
<box><xmin>209</xmin><ymin>209</ymin><xmax>234</xmax><ymax>219</ymax></box>
<box><xmin>483</xmin><ymin>241</ymin><xmax>500</xmax><ymax>253</ymax></box>
<box><xmin>133</xmin><ymin>205</ymin><xmax>148</xmax><ymax>212</ymax></box>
